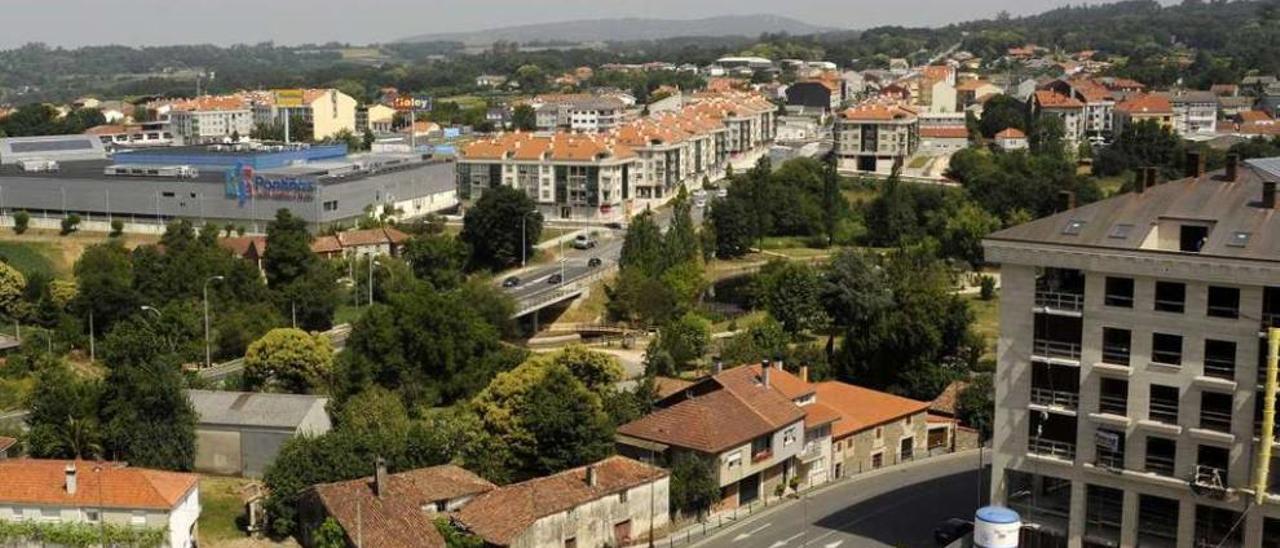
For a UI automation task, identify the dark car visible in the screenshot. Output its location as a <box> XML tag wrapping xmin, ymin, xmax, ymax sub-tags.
<box><xmin>934</xmin><ymin>518</ymin><xmax>973</xmax><ymax>546</ymax></box>
<box><xmin>502</xmin><ymin>276</ymin><xmax>520</xmax><ymax>288</ymax></box>
<box><xmin>587</xmin><ymin>257</ymin><xmax>602</xmax><ymax>268</ymax></box>
<box><xmin>604</xmin><ymin>222</ymin><xmax>625</xmax><ymax>230</ymax></box>
<box><xmin>548</xmin><ymin>273</ymin><xmax>563</xmax><ymax>284</ymax></box>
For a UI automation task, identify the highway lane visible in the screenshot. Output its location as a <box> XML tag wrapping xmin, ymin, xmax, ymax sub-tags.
<box><xmin>695</xmin><ymin>451</ymin><xmax>989</xmax><ymax>548</ymax></box>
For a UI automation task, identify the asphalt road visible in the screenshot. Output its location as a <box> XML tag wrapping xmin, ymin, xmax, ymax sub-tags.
<box><xmin>502</xmin><ymin>199</ymin><xmax>709</xmax><ymax>306</ymax></box>
<box><xmin>695</xmin><ymin>451</ymin><xmax>990</xmax><ymax>548</ymax></box>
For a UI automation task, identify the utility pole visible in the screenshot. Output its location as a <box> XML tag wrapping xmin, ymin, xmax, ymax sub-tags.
<box><xmin>88</xmin><ymin>311</ymin><xmax>94</xmax><ymax>363</ymax></box>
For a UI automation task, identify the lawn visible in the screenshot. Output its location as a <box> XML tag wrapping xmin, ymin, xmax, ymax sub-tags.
<box><xmin>966</xmin><ymin>293</ymin><xmax>1000</xmax><ymax>361</ymax></box>
<box><xmin>197</xmin><ymin>476</ymin><xmax>251</xmax><ymax>545</ymax></box>
<box><xmin>0</xmin><ymin>241</ymin><xmax>59</xmax><ymax>279</ymax></box>
<box><xmin>1094</xmin><ymin>171</ymin><xmax>1133</xmax><ymax>198</ymax></box>
<box><xmin>907</xmin><ymin>155</ymin><xmax>933</xmax><ymax>169</ymax></box>
<box><xmin>333</xmin><ymin>304</ymin><xmax>365</xmax><ymax>327</ymax></box>
<box><xmin>0</xmin><ymin>376</ymin><xmax>34</xmax><ymax>411</ymax></box>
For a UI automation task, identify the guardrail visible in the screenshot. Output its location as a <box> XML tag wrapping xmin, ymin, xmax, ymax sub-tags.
<box><xmin>512</xmin><ymin>267</ymin><xmax>616</xmax><ymax>317</ymax></box>
<box><xmin>1030</xmin><ymin>387</ymin><xmax>1079</xmax><ymax>410</ymax></box>
<box><xmin>1028</xmin><ymin>438</ymin><xmax>1076</xmax><ymax>460</ymax></box>
<box><xmin>1035</xmin><ymin>291</ymin><xmax>1084</xmax><ymax>312</ymax></box>
<box><xmin>1033</xmin><ymin>340</ymin><xmax>1082</xmax><ymax>362</ymax></box>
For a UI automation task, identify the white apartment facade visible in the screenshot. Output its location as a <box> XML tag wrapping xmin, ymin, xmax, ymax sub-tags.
<box><xmin>984</xmin><ymin>155</ymin><xmax>1280</xmax><ymax>548</ymax></box>
<box><xmin>833</xmin><ymin>102</ymin><xmax>919</xmax><ymax>174</ymax></box>
<box><xmin>1172</xmin><ymin>91</ymin><xmax>1220</xmax><ymax>138</ymax></box>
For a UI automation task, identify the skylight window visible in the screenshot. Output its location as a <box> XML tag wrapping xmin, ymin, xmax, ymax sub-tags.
<box><xmin>1109</xmin><ymin>224</ymin><xmax>1134</xmax><ymax>239</ymax></box>
<box><xmin>1227</xmin><ymin>231</ymin><xmax>1251</xmax><ymax>248</ymax></box>
<box><xmin>1062</xmin><ymin>220</ymin><xmax>1086</xmax><ymax>235</ymax></box>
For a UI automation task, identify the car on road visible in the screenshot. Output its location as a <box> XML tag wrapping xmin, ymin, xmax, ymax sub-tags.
<box><xmin>604</xmin><ymin>222</ymin><xmax>625</xmax><ymax>230</ymax></box>
<box><xmin>933</xmin><ymin>518</ymin><xmax>973</xmax><ymax>546</ymax></box>
<box><xmin>547</xmin><ymin>273</ymin><xmax>563</xmax><ymax>284</ymax></box>
<box><xmin>572</xmin><ymin>234</ymin><xmax>597</xmax><ymax>249</ymax></box>
<box><xmin>501</xmin><ymin>276</ymin><xmax>521</xmax><ymax>288</ymax></box>
<box><xmin>587</xmin><ymin>257</ymin><xmax>602</xmax><ymax>268</ymax></box>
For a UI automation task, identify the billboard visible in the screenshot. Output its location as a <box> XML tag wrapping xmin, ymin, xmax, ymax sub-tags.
<box><xmin>275</xmin><ymin>89</ymin><xmax>305</xmax><ymax>108</ymax></box>
<box><xmin>392</xmin><ymin>95</ymin><xmax>432</xmax><ymax>112</ymax></box>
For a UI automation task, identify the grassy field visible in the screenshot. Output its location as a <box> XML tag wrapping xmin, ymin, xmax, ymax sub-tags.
<box><xmin>966</xmin><ymin>292</ymin><xmax>1000</xmax><ymax>361</ymax></box>
<box><xmin>198</xmin><ymin>477</ymin><xmax>251</xmax><ymax>545</ymax></box>
<box><xmin>0</xmin><ymin>229</ymin><xmax>158</xmax><ymax>279</ymax></box>
<box><xmin>438</xmin><ymin>95</ymin><xmax>488</xmax><ymax>110</ymax></box>
<box><xmin>0</xmin><ymin>241</ymin><xmax>59</xmax><ymax>279</ymax></box>
<box><xmin>1094</xmin><ymin>171</ymin><xmax>1133</xmax><ymax>198</ymax></box>
<box><xmin>0</xmin><ymin>376</ymin><xmax>34</xmax><ymax>411</ymax></box>
<box><xmin>908</xmin><ymin>155</ymin><xmax>933</xmax><ymax>169</ymax></box>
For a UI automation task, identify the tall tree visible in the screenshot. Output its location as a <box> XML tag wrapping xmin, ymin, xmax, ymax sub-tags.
<box><xmin>511</xmin><ymin>104</ymin><xmax>537</xmax><ymax>131</ymax></box>
<box><xmin>619</xmin><ymin>211</ymin><xmax>665</xmax><ymax>276</ymax></box>
<box><xmin>402</xmin><ymin>233</ymin><xmax>469</xmax><ymax>290</ymax></box>
<box><xmin>663</xmin><ymin>189</ymin><xmax>701</xmax><ymax>269</ymax></box>
<box><xmin>243</xmin><ymin>328</ymin><xmax>335</xmax><ymax>394</ymax></box>
<box><xmin>72</xmin><ymin>242</ymin><xmax>138</xmax><ymax>336</ymax></box>
<box><xmin>263</xmin><ymin>209</ymin><xmax>316</xmax><ymax>290</ymax></box>
<box><xmin>25</xmin><ymin>363</ymin><xmax>102</xmax><ymax>460</ymax></box>
<box><xmin>460</xmin><ymin>186</ymin><xmax>541</xmax><ymax>271</ymax></box>
<box><xmin>753</xmin><ymin>260</ymin><xmax>827</xmax><ymax>336</ymax></box>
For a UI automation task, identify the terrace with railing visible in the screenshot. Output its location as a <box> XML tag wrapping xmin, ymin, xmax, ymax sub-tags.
<box><xmin>1029</xmin><ymin>437</ymin><xmax>1076</xmax><ymax>461</ymax></box>
<box><xmin>1031</xmin><ymin>387</ymin><xmax>1080</xmax><ymax>410</ymax></box>
<box><xmin>1033</xmin><ymin>340</ymin><xmax>1082</xmax><ymax>362</ymax></box>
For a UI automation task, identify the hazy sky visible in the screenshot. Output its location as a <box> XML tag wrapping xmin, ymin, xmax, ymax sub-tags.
<box><xmin>2</xmin><ymin>0</ymin><xmax>1147</xmax><ymax>49</ymax></box>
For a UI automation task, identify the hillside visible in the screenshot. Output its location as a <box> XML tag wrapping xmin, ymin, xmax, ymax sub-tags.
<box><xmin>397</xmin><ymin>14</ymin><xmax>838</xmax><ymax>45</ymax></box>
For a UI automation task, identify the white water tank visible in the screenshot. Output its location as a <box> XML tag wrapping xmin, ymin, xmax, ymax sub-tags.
<box><xmin>974</xmin><ymin>506</ymin><xmax>1021</xmax><ymax>548</ymax></box>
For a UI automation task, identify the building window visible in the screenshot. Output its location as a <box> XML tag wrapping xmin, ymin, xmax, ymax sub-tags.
<box><xmin>1180</xmin><ymin>224</ymin><xmax>1210</xmax><ymax>252</ymax></box>
<box><xmin>1195</xmin><ymin>505</ymin><xmax>1243</xmax><ymax>548</ymax></box>
<box><xmin>322</xmin><ymin>200</ymin><xmax>338</xmax><ymax>212</ymax></box>
<box><xmin>565</xmin><ymin>537</ymin><xmax>577</xmax><ymax>548</ymax></box>
<box><xmin>1200</xmin><ymin>391</ymin><xmax>1233</xmax><ymax>433</ymax></box>
<box><xmin>1104</xmin><ymin>277</ymin><xmax>1134</xmax><ymax>308</ymax></box>
<box><xmin>1151</xmin><ymin>333</ymin><xmax>1183</xmax><ymax>366</ymax></box>
<box><xmin>1102</xmin><ymin>327</ymin><xmax>1131</xmax><ymax>366</ymax></box>
<box><xmin>130</xmin><ymin>512</ymin><xmax>146</xmax><ymax>527</ymax></box>
<box><xmin>1144</xmin><ymin>437</ymin><xmax>1177</xmax><ymax>476</ymax></box>
<box><xmin>875</xmin><ymin>427</ymin><xmax>882</xmax><ymax>439</ymax></box>
<box><xmin>1085</xmin><ymin>484</ymin><xmax>1124</xmax><ymax>543</ymax></box>
<box><xmin>1099</xmin><ymin>378</ymin><xmax>1128</xmax><ymax>416</ymax></box>
<box><xmin>1095</xmin><ymin>428</ymin><xmax>1125</xmax><ymax>469</ymax></box>
<box><xmin>783</xmin><ymin>428</ymin><xmax>797</xmax><ymax>446</ymax></box>
<box><xmin>1203</xmin><ymin>339</ymin><xmax>1237</xmax><ymax>380</ymax></box>
<box><xmin>725</xmin><ymin>451</ymin><xmax>742</xmax><ymax>468</ymax></box>
<box><xmin>619</xmin><ymin>489</ymin><xmax>629</xmax><ymax>503</ymax></box>
<box><xmin>435</xmin><ymin>501</ymin><xmax>447</xmax><ymax>512</ymax></box>
<box><xmin>1207</xmin><ymin>286</ymin><xmax>1240</xmax><ymax>318</ymax></box>
<box><xmin>1149</xmin><ymin>385</ymin><xmax>1180</xmax><ymax>424</ymax></box>
<box><xmin>1154</xmin><ymin>281</ymin><xmax>1186</xmax><ymax>313</ymax></box>
<box><xmin>1137</xmin><ymin>494</ymin><xmax>1179</xmax><ymax>544</ymax></box>
<box><xmin>1197</xmin><ymin>445</ymin><xmax>1230</xmax><ymax>487</ymax></box>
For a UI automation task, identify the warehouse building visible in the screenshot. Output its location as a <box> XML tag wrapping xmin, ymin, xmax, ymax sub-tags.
<box><xmin>187</xmin><ymin>389</ymin><xmax>331</xmax><ymax>478</ymax></box>
<box><xmin>0</xmin><ymin>135</ymin><xmax>457</xmax><ymax>231</ymax></box>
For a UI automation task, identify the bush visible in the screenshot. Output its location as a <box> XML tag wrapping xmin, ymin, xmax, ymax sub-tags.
<box><xmin>109</xmin><ymin>219</ymin><xmax>124</xmax><ymax>237</ymax></box>
<box><xmin>12</xmin><ymin>211</ymin><xmax>29</xmax><ymax>235</ymax></box>
<box><xmin>59</xmin><ymin>214</ymin><xmax>80</xmax><ymax>236</ymax></box>
<box><xmin>979</xmin><ymin>275</ymin><xmax>996</xmax><ymax>301</ymax></box>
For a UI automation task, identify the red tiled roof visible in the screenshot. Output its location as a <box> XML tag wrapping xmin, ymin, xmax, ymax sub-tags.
<box><xmin>839</xmin><ymin>103</ymin><xmax>916</xmax><ymax>122</ymax></box>
<box><xmin>653</xmin><ymin>376</ymin><xmax>694</xmax><ymax>399</ymax></box>
<box><xmin>813</xmin><ymin>382</ymin><xmax>930</xmax><ymax>439</ymax></box>
<box><xmin>0</xmin><ymin>437</ymin><xmax>15</xmax><ymax>453</ymax></box>
<box><xmin>218</xmin><ymin>235</ymin><xmax>267</xmax><ymax>258</ymax></box>
<box><xmin>930</xmin><ymin>380</ymin><xmax>970</xmax><ymax>416</ymax></box>
<box><xmin>995</xmin><ymin>127</ymin><xmax>1027</xmax><ymax>139</ymax></box>
<box><xmin>920</xmin><ymin>126</ymin><xmax>970</xmax><ymax>139</ymax></box>
<box><xmin>456</xmin><ymin>457</ymin><xmax>667</xmax><ymax>546</ymax></box>
<box><xmin>1034</xmin><ymin>90</ymin><xmax>1084</xmax><ymax>109</ymax></box>
<box><xmin>1116</xmin><ymin>93</ymin><xmax>1172</xmax><ymax>114</ymax></box>
<box><xmin>804</xmin><ymin>402</ymin><xmax>842</xmax><ymax>428</ymax></box>
<box><xmin>1238</xmin><ymin>110</ymin><xmax>1273</xmax><ymax>123</ymax></box>
<box><xmin>310</xmin><ymin>235</ymin><xmax>343</xmax><ymax>254</ymax></box>
<box><xmin>310</xmin><ymin>465</ymin><xmax>495</xmax><ymax>548</ymax></box>
<box><xmin>0</xmin><ymin>460</ymin><xmax>197</xmax><ymax>510</ymax></box>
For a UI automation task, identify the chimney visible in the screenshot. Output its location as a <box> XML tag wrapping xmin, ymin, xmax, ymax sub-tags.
<box><xmin>800</xmin><ymin>365</ymin><xmax>809</xmax><ymax>384</ymax></box>
<box><xmin>1225</xmin><ymin>153</ymin><xmax>1240</xmax><ymax>182</ymax></box>
<box><xmin>1057</xmin><ymin>190</ymin><xmax>1076</xmax><ymax>212</ymax></box>
<box><xmin>585</xmin><ymin>464</ymin><xmax>598</xmax><ymax>487</ymax></box>
<box><xmin>1265</xmin><ymin>182</ymin><xmax>1277</xmax><ymax>209</ymax></box>
<box><xmin>761</xmin><ymin>359</ymin><xmax>772</xmax><ymax>388</ymax></box>
<box><xmin>1185</xmin><ymin>150</ymin><xmax>1206</xmax><ymax>179</ymax></box>
<box><xmin>64</xmin><ymin>463</ymin><xmax>77</xmax><ymax>495</ymax></box>
<box><xmin>374</xmin><ymin>457</ymin><xmax>388</xmax><ymax>498</ymax></box>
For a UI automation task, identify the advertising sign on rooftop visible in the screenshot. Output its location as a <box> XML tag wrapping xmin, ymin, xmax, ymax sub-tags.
<box><xmin>275</xmin><ymin>89</ymin><xmax>305</xmax><ymax>108</ymax></box>
<box><xmin>393</xmin><ymin>95</ymin><xmax>432</xmax><ymax>112</ymax></box>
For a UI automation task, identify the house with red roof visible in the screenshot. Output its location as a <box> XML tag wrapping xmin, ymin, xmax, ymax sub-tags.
<box><xmin>1032</xmin><ymin>90</ymin><xmax>1087</xmax><ymax>149</ymax></box>
<box><xmin>1113</xmin><ymin>93</ymin><xmax>1174</xmax><ymax>135</ymax></box>
<box><xmin>995</xmin><ymin>127</ymin><xmax>1029</xmax><ymax>151</ymax></box>
<box><xmin>0</xmin><ymin>459</ymin><xmax>200</xmax><ymax>548</ymax></box>
<box><xmin>833</xmin><ymin>101</ymin><xmax>919</xmax><ymax>174</ymax></box>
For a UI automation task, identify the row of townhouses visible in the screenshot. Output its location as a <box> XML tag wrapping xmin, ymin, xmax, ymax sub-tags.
<box><xmin>984</xmin><ymin>152</ymin><xmax>1280</xmax><ymax>547</ymax></box>
<box><xmin>455</xmin><ymin>92</ymin><xmax>776</xmax><ymax>220</ymax></box>
<box><xmin>616</xmin><ymin>362</ymin><xmax>965</xmax><ymax>513</ymax></box>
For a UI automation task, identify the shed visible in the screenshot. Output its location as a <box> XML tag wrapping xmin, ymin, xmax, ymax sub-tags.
<box><xmin>187</xmin><ymin>390</ymin><xmax>331</xmax><ymax>477</ymax></box>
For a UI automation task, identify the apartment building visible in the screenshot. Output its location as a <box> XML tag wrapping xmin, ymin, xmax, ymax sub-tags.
<box><xmin>833</xmin><ymin>102</ymin><xmax>919</xmax><ymax>174</ymax></box>
<box><xmin>1171</xmin><ymin>91</ymin><xmax>1219</xmax><ymax>137</ymax></box>
<box><xmin>0</xmin><ymin>460</ymin><xmax>200</xmax><ymax>548</ymax></box>
<box><xmin>1032</xmin><ymin>90</ymin><xmax>1086</xmax><ymax>149</ymax></box>
<box><xmin>983</xmin><ymin>153</ymin><xmax>1280</xmax><ymax>547</ymax></box>
<box><xmin>1046</xmin><ymin>79</ymin><xmax>1116</xmax><ymax>145</ymax></box>
<box><xmin>956</xmin><ymin>79</ymin><xmax>1003</xmax><ymax>112</ymax></box>
<box><xmin>457</xmin><ymin>93</ymin><xmax>773</xmax><ymax>219</ymax></box>
<box><xmin>1114</xmin><ymin>93</ymin><xmax>1175</xmax><ymax>135</ymax></box>
<box><xmin>166</xmin><ymin>96</ymin><xmax>253</xmax><ymax>145</ymax></box>
<box><xmin>529</xmin><ymin>94</ymin><xmax>631</xmax><ymax>133</ymax></box>
<box><xmin>252</xmin><ymin>89</ymin><xmax>358</xmax><ymax>142</ymax></box>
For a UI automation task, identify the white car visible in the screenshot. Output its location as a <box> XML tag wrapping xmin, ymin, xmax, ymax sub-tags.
<box><xmin>572</xmin><ymin>234</ymin><xmax>597</xmax><ymax>249</ymax></box>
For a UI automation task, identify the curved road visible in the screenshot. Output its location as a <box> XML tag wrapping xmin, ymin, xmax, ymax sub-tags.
<box><xmin>692</xmin><ymin>450</ymin><xmax>989</xmax><ymax>548</ymax></box>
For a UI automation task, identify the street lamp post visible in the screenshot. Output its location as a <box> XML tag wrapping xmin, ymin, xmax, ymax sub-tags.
<box><xmin>203</xmin><ymin>275</ymin><xmax>225</xmax><ymax>369</ymax></box>
<box><xmin>521</xmin><ymin>211</ymin><xmax>538</xmax><ymax>268</ymax></box>
<box><xmin>367</xmin><ymin>256</ymin><xmax>381</xmax><ymax>306</ymax></box>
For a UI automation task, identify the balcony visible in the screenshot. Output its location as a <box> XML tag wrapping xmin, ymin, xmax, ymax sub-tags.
<box><xmin>1099</xmin><ymin>394</ymin><xmax>1128</xmax><ymax>416</ymax></box>
<box><xmin>751</xmin><ymin>449</ymin><xmax>773</xmax><ymax>463</ymax></box>
<box><xmin>798</xmin><ymin>442</ymin><xmax>823</xmax><ymax>462</ymax></box>
<box><xmin>1029</xmin><ymin>438</ymin><xmax>1076</xmax><ymax>461</ymax></box>
<box><xmin>1035</xmin><ymin>290</ymin><xmax>1084</xmax><ymax>313</ymax></box>
<box><xmin>1031</xmin><ymin>387</ymin><xmax>1080</xmax><ymax>410</ymax></box>
<box><xmin>1033</xmin><ymin>340</ymin><xmax>1082</xmax><ymax>363</ymax></box>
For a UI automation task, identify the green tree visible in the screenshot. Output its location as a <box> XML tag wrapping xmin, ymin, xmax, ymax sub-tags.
<box><xmin>669</xmin><ymin>452</ymin><xmax>719</xmax><ymax>519</ymax></box>
<box><xmin>530</xmin><ymin>344</ymin><xmax>625</xmax><ymax>394</ymax></box>
<box><xmin>109</xmin><ymin>219</ymin><xmax>124</xmax><ymax>237</ymax></box>
<box><xmin>242</xmin><ymin>328</ymin><xmax>334</xmax><ymax>394</ymax></box>
<box><xmin>663</xmin><ymin>189</ymin><xmax>701</xmax><ymax>269</ymax></box>
<box><xmin>362</xmin><ymin>128</ymin><xmax>376</xmax><ymax>151</ymax></box>
<box><xmin>512</xmin><ymin>104</ymin><xmax>537</xmax><ymax>131</ymax></box>
<box><xmin>59</xmin><ymin>214</ymin><xmax>80</xmax><ymax>235</ymax></box>
<box><xmin>336</xmin><ymin>386</ymin><xmax>411</xmax><ymax>457</ymax></box>
<box><xmin>653</xmin><ymin>312</ymin><xmax>711</xmax><ymax>370</ymax></box>
<box><xmin>977</xmin><ymin>95</ymin><xmax>1028</xmax><ymax>139</ymax></box>
<box><xmin>311</xmin><ymin>518</ymin><xmax>348</xmax><ymax>548</ymax></box>
<box><xmin>435</xmin><ymin>517</ymin><xmax>485</xmax><ymax>548</ymax></box>
<box><xmin>707</xmin><ymin>197</ymin><xmax>754</xmax><ymax>258</ymax></box>
<box><xmin>460</xmin><ymin>186</ymin><xmax>541</xmax><ymax>271</ymax></box>
<box><xmin>0</xmin><ymin>262</ymin><xmax>26</xmax><ymax>319</ymax></box>
<box><xmin>1095</xmin><ymin>119</ymin><xmax>1183</xmax><ymax>177</ymax></box>
<box><xmin>753</xmin><ymin>260</ymin><xmax>827</xmax><ymax>336</ymax></box>
<box><xmin>718</xmin><ymin>315</ymin><xmax>790</xmax><ymax>366</ymax></box>
<box><xmin>402</xmin><ymin>233</ymin><xmax>469</xmax><ymax>290</ymax></box>
<box><xmin>933</xmin><ymin>197</ymin><xmax>1002</xmax><ymax>266</ymax></box>
<box><xmin>12</xmin><ymin>211</ymin><xmax>29</xmax><ymax>235</ymax></box>
<box><xmin>25</xmin><ymin>364</ymin><xmax>102</xmax><ymax>460</ymax></box>
<box><xmin>956</xmin><ymin>373</ymin><xmax>994</xmax><ymax>439</ymax></box>
<box><xmin>263</xmin><ymin>209</ymin><xmax>316</xmax><ymax>289</ymax></box>
<box><xmin>99</xmin><ymin>358</ymin><xmax>198</xmax><ymax>470</ymax></box>
<box><xmin>619</xmin><ymin>211</ymin><xmax>666</xmax><ymax>276</ymax></box>
<box><xmin>72</xmin><ymin>242</ymin><xmax>138</xmax><ymax>336</ymax></box>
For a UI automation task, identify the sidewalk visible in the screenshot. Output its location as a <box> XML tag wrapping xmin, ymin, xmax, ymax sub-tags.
<box><xmin>660</xmin><ymin>449</ymin><xmax>982</xmax><ymax>548</ymax></box>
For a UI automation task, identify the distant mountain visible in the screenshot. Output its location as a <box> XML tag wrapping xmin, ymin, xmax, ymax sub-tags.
<box><xmin>397</xmin><ymin>14</ymin><xmax>838</xmax><ymax>45</ymax></box>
